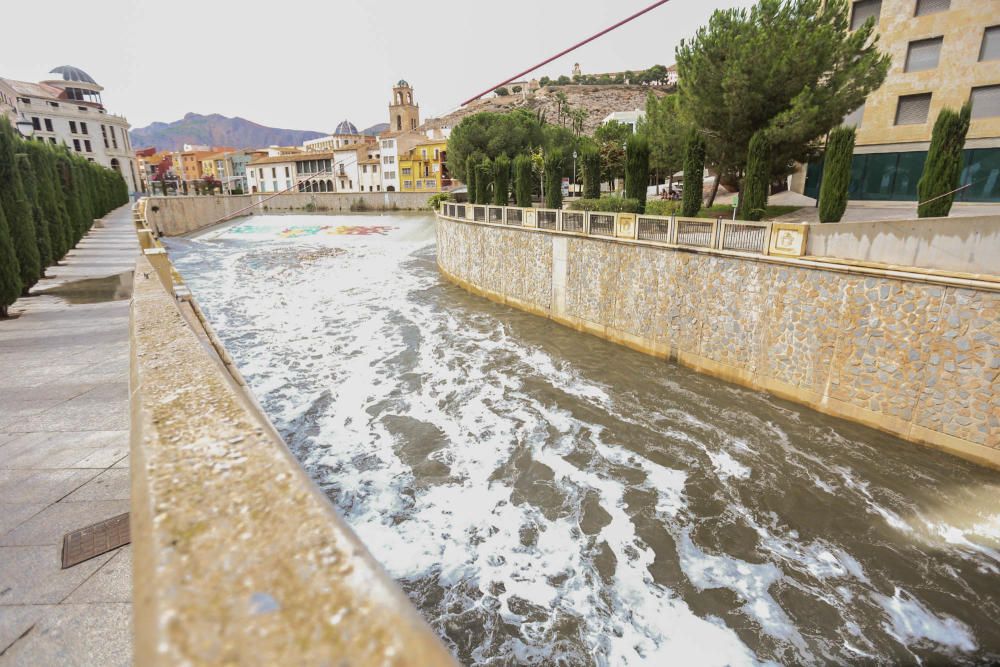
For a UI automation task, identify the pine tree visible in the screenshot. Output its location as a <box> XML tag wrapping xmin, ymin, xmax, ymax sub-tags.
<box><xmin>917</xmin><ymin>103</ymin><xmax>971</xmax><ymax>218</ymax></box>
<box><xmin>476</xmin><ymin>158</ymin><xmax>492</xmax><ymax>205</ymax></box>
<box><xmin>739</xmin><ymin>129</ymin><xmax>770</xmax><ymax>221</ymax></box>
<box><xmin>465</xmin><ymin>155</ymin><xmax>478</xmax><ymax>204</ymax></box>
<box><xmin>625</xmin><ymin>133</ymin><xmax>650</xmax><ymax>212</ymax></box>
<box><xmin>582</xmin><ymin>149</ymin><xmax>601</xmax><ymax>199</ymax></box>
<box><xmin>513</xmin><ymin>154</ymin><xmax>533</xmax><ymax>207</ymax></box>
<box><xmin>817</xmin><ymin>126</ymin><xmax>856</xmax><ymax>223</ymax></box>
<box><xmin>681</xmin><ymin>131</ymin><xmax>706</xmax><ymax>217</ymax></box>
<box><xmin>0</xmin><ymin>199</ymin><xmax>22</xmax><ymax>317</ymax></box>
<box><xmin>493</xmin><ymin>154</ymin><xmax>510</xmax><ymax>205</ymax></box>
<box><xmin>0</xmin><ymin>120</ymin><xmax>41</xmax><ymax>289</ymax></box>
<box><xmin>16</xmin><ymin>154</ymin><xmax>53</xmax><ymax>271</ymax></box>
<box><xmin>544</xmin><ymin>150</ymin><xmax>563</xmax><ymax>209</ymax></box>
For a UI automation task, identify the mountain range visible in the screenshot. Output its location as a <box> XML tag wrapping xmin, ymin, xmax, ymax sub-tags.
<box><xmin>129</xmin><ymin>113</ymin><xmax>388</xmax><ymax>152</ymax></box>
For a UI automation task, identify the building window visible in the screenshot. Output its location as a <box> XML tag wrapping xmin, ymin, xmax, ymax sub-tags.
<box><xmin>272</xmin><ymin>181</ymin><xmax>278</xmax><ymax>191</ymax></box>
<box><xmin>850</xmin><ymin>0</ymin><xmax>881</xmax><ymax>30</ymax></box>
<box><xmin>47</xmin><ymin>101</ymin><xmax>59</xmax><ymax>107</ymax></box>
<box><xmin>271</xmin><ymin>167</ymin><xmax>277</xmax><ymax>178</ymax></box>
<box><xmin>49</xmin><ymin>137</ymin><xmax>56</xmax><ymax>145</ymax></box>
<box><xmin>84</xmin><ymin>139</ymin><xmax>92</xmax><ymax>152</ymax></box>
<box><xmin>403</xmin><ymin>180</ymin><xmax>413</xmax><ymax>189</ymax></box>
<box><xmin>843</xmin><ymin>103</ymin><xmax>865</xmax><ymax>128</ymax></box>
<box><xmin>111</xmin><ymin>127</ymin><xmax>118</xmax><ymax>149</ymax></box>
<box><xmin>73</xmin><ymin>139</ymin><xmax>81</xmax><ymax>151</ymax></box>
<box><xmin>31</xmin><ymin>117</ymin><xmax>40</xmax><ymax>131</ymax></box>
<box><xmin>402</xmin><ymin>167</ymin><xmax>412</xmax><ymax>175</ymax></box>
<box><xmin>44</xmin><ymin>118</ymin><xmax>53</xmax><ymax>132</ymax></box>
<box><xmin>970</xmin><ymin>85</ymin><xmax>1000</xmax><ymax>119</ymax></box>
<box><xmin>905</xmin><ymin>37</ymin><xmax>943</xmax><ymax>72</ymax></box>
<box><xmin>981</xmin><ymin>26</ymin><xmax>1000</xmax><ymax>61</ymax></box>
<box><xmin>285</xmin><ymin>166</ymin><xmax>290</xmax><ymax>177</ymax></box>
<box><xmin>80</xmin><ymin>121</ymin><xmax>88</xmax><ymax>134</ymax></box>
<box><xmin>69</xmin><ymin>120</ymin><xmax>78</xmax><ymax>133</ymax></box>
<box><xmin>894</xmin><ymin>93</ymin><xmax>932</xmax><ymax>125</ymax></box>
<box><xmin>434</xmin><ymin>148</ymin><xmax>439</xmax><ymax>160</ymax></box>
<box><xmin>101</xmin><ymin>125</ymin><xmax>108</xmax><ymax>147</ymax></box>
<box><xmin>421</xmin><ymin>149</ymin><xmax>427</xmax><ymax>158</ymax></box>
<box><xmin>914</xmin><ymin>0</ymin><xmax>949</xmax><ymax>15</ymax></box>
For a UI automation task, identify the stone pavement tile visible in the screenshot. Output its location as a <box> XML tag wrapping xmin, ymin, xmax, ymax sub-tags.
<box><xmin>0</xmin><ymin>602</ymin><xmax>131</xmax><ymax>667</ymax></box>
<box><xmin>0</xmin><ymin>469</ymin><xmax>98</xmax><ymax>506</ymax></box>
<box><xmin>0</xmin><ymin>546</ymin><xmax>113</xmax><ymax>604</ymax></box>
<box><xmin>0</xmin><ymin>401</ymin><xmax>66</xmax><ymax>431</ymax></box>
<box><xmin>0</xmin><ymin>431</ymin><xmax>127</xmax><ymax>466</ymax></box>
<box><xmin>0</xmin><ymin>605</ymin><xmax>48</xmax><ymax>654</ymax></box>
<box><xmin>0</xmin><ymin>362</ymin><xmax>93</xmax><ymax>391</ymax></box>
<box><xmin>0</xmin><ymin>434</ymin><xmax>17</xmax><ymax>448</ymax></box>
<box><xmin>6</xmin><ymin>398</ymin><xmax>128</xmax><ymax>434</ymax></box>
<box><xmin>70</xmin><ymin>447</ymin><xmax>128</xmax><ymax>470</ymax></box>
<box><xmin>0</xmin><ymin>383</ymin><xmax>96</xmax><ymax>405</ymax></box>
<box><xmin>0</xmin><ymin>504</ymin><xmax>46</xmax><ymax>536</ymax></box>
<box><xmin>64</xmin><ymin>546</ymin><xmax>131</xmax><ymax>603</ymax></box>
<box><xmin>111</xmin><ymin>455</ymin><xmax>128</xmax><ymax>469</ymax></box>
<box><xmin>63</xmin><ymin>470</ymin><xmax>129</xmax><ymax>502</ymax></box>
<box><xmin>0</xmin><ymin>499</ymin><xmax>128</xmax><ymax>546</ymax></box>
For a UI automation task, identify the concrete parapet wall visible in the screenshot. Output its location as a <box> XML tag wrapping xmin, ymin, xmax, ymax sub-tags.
<box><xmin>436</xmin><ymin>212</ymin><xmax>1000</xmax><ymax>469</ymax></box>
<box><xmin>806</xmin><ymin>216</ymin><xmax>1000</xmax><ymax>276</ymax></box>
<box><xmin>129</xmin><ymin>202</ymin><xmax>455</xmax><ymax>665</ymax></box>
<box><xmin>146</xmin><ymin>192</ymin><xmax>431</xmax><ymax>236</ymax></box>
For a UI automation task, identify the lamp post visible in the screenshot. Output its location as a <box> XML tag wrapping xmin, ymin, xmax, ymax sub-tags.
<box><xmin>572</xmin><ymin>150</ymin><xmax>578</xmax><ymax>198</ymax></box>
<box><xmin>14</xmin><ymin>114</ymin><xmax>34</xmax><ymax>139</ymax></box>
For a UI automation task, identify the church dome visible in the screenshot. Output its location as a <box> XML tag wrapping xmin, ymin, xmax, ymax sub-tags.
<box><xmin>49</xmin><ymin>66</ymin><xmax>98</xmax><ymax>85</ymax></box>
<box><xmin>334</xmin><ymin>120</ymin><xmax>358</xmax><ymax>135</ymax></box>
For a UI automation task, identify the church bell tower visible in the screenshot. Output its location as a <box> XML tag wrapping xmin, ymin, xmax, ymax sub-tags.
<box><xmin>389</xmin><ymin>80</ymin><xmax>420</xmax><ymax>132</ymax></box>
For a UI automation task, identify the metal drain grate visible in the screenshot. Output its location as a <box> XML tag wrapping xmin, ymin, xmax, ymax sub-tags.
<box><xmin>61</xmin><ymin>512</ymin><xmax>131</xmax><ymax>569</ymax></box>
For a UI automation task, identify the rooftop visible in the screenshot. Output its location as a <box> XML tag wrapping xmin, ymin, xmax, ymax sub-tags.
<box><xmin>49</xmin><ymin>65</ymin><xmax>98</xmax><ymax>85</ymax></box>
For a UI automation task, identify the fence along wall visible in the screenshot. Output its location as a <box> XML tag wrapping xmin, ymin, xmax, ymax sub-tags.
<box><xmin>436</xmin><ymin>206</ymin><xmax>1000</xmax><ymax>470</ymax></box>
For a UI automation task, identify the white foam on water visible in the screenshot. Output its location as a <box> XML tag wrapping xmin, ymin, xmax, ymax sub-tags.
<box><xmin>874</xmin><ymin>588</ymin><xmax>977</xmax><ymax>654</ymax></box>
<box><xmin>706</xmin><ymin>449</ymin><xmax>751</xmax><ymax>480</ymax></box>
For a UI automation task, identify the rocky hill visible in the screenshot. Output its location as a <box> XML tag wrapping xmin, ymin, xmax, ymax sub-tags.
<box><xmin>423</xmin><ymin>85</ymin><xmax>670</xmax><ymax>136</ymax></box>
<box><xmin>130</xmin><ymin>113</ymin><xmax>326</xmax><ymax>151</ymax></box>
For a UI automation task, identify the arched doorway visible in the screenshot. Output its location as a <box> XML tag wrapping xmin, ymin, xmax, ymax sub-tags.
<box><xmin>326</xmin><ymin>180</ymin><xmax>334</xmax><ymax>192</ymax></box>
<box><xmin>387</xmin><ymin>185</ymin><xmax>395</xmax><ymax>192</ymax></box>
<box><xmin>110</xmin><ymin>158</ymin><xmax>121</xmax><ymax>174</ymax></box>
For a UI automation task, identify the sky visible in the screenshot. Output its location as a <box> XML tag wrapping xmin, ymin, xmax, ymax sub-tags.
<box><xmin>0</xmin><ymin>0</ymin><xmax>757</xmax><ymax>133</ymax></box>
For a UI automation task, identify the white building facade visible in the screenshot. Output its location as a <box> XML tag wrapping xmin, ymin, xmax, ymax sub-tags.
<box><xmin>0</xmin><ymin>66</ymin><xmax>138</xmax><ymax>192</ymax></box>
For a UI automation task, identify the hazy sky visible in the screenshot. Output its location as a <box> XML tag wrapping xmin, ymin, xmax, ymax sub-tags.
<box><xmin>0</xmin><ymin>0</ymin><xmax>757</xmax><ymax>132</ymax></box>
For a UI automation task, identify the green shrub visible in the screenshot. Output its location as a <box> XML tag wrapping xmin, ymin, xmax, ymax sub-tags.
<box><xmin>513</xmin><ymin>154</ymin><xmax>533</xmax><ymax>207</ymax></box>
<box><xmin>681</xmin><ymin>131</ymin><xmax>705</xmax><ymax>217</ymax></box>
<box><xmin>643</xmin><ymin>199</ymin><xmax>681</xmax><ymax>216</ymax></box>
<box><xmin>567</xmin><ymin>197</ymin><xmax>640</xmax><ymax>213</ymax></box>
<box><xmin>917</xmin><ymin>103</ymin><xmax>971</xmax><ymax>218</ymax></box>
<box><xmin>739</xmin><ymin>129</ymin><xmax>770</xmax><ymax>221</ymax></box>
<box><xmin>582</xmin><ymin>149</ymin><xmax>601</xmax><ymax>199</ymax></box>
<box><xmin>476</xmin><ymin>157</ymin><xmax>492</xmax><ymax>205</ymax></box>
<box><xmin>465</xmin><ymin>155</ymin><xmax>477</xmax><ymax>203</ymax></box>
<box><xmin>427</xmin><ymin>192</ymin><xmax>454</xmax><ymax>211</ymax></box>
<box><xmin>544</xmin><ymin>150</ymin><xmax>563</xmax><ymax>209</ymax></box>
<box><xmin>818</xmin><ymin>126</ymin><xmax>855</xmax><ymax>223</ymax></box>
<box><xmin>0</xmin><ymin>121</ymin><xmax>41</xmax><ymax>289</ymax></box>
<box><xmin>0</xmin><ymin>199</ymin><xmax>21</xmax><ymax>317</ymax></box>
<box><xmin>625</xmin><ymin>133</ymin><xmax>650</xmax><ymax>212</ymax></box>
<box><xmin>493</xmin><ymin>154</ymin><xmax>510</xmax><ymax>205</ymax></box>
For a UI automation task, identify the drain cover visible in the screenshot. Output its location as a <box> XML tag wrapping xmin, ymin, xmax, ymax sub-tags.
<box><xmin>61</xmin><ymin>512</ymin><xmax>131</xmax><ymax>569</ymax></box>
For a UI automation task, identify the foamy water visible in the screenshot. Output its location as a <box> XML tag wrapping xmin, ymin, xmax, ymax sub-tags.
<box><xmin>167</xmin><ymin>213</ymin><xmax>1000</xmax><ymax>665</ymax></box>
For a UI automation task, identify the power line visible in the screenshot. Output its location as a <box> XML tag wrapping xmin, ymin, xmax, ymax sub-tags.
<box><xmin>459</xmin><ymin>0</ymin><xmax>673</xmax><ymax>107</ymax></box>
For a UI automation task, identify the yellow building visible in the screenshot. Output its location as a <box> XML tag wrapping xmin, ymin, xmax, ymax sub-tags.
<box><xmin>802</xmin><ymin>0</ymin><xmax>1000</xmax><ymax>202</ymax></box>
<box><xmin>398</xmin><ymin>140</ymin><xmax>449</xmax><ymax>193</ymax></box>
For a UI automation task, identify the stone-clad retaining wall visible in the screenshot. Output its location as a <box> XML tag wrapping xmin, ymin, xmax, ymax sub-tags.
<box><xmin>436</xmin><ymin>213</ymin><xmax>1000</xmax><ymax>469</ymax></box>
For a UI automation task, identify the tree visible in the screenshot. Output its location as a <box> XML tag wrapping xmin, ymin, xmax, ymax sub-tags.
<box><xmin>582</xmin><ymin>148</ymin><xmax>601</xmax><ymax>199</ymax></box>
<box><xmin>30</xmin><ymin>144</ymin><xmax>71</xmax><ymax>260</ymax></box>
<box><xmin>676</xmin><ymin>0</ymin><xmax>890</xmax><ymax>204</ymax></box>
<box><xmin>917</xmin><ymin>103</ymin><xmax>971</xmax><ymax>218</ymax></box>
<box><xmin>0</xmin><ymin>120</ymin><xmax>41</xmax><ymax>289</ymax></box>
<box><xmin>493</xmin><ymin>154</ymin><xmax>510</xmax><ymax>205</ymax></box>
<box><xmin>476</xmin><ymin>157</ymin><xmax>492</xmax><ymax>205</ymax></box>
<box><xmin>594</xmin><ymin>120</ymin><xmax>631</xmax><ymax>191</ymax></box>
<box><xmin>625</xmin><ymin>134</ymin><xmax>650</xmax><ymax>212</ymax></box>
<box><xmin>643</xmin><ymin>92</ymin><xmax>687</xmax><ymax>193</ymax></box>
<box><xmin>544</xmin><ymin>150</ymin><xmax>563</xmax><ymax>209</ymax></box>
<box><xmin>446</xmin><ymin>109</ymin><xmax>545</xmax><ymax>182</ymax></box>
<box><xmin>818</xmin><ymin>126</ymin><xmax>856</xmax><ymax>223</ymax></box>
<box><xmin>739</xmin><ymin>130</ymin><xmax>770</xmax><ymax>221</ymax></box>
<box><xmin>513</xmin><ymin>154</ymin><xmax>533</xmax><ymax>207</ymax></box>
<box><xmin>682</xmin><ymin>131</ymin><xmax>706</xmax><ymax>217</ymax></box>
<box><xmin>16</xmin><ymin>154</ymin><xmax>53</xmax><ymax>270</ymax></box>
<box><xmin>0</xmin><ymin>199</ymin><xmax>21</xmax><ymax>317</ymax></box>
<box><xmin>465</xmin><ymin>155</ymin><xmax>477</xmax><ymax>203</ymax></box>
<box><xmin>494</xmin><ymin>87</ymin><xmax>510</xmax><ymax>97</ymax></box>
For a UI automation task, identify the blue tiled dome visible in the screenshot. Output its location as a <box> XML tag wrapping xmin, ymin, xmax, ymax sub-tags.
<box><xmin>334</xmin><ymin>120</ymin><xmax>358</xmax><ymax>135</ymax></box>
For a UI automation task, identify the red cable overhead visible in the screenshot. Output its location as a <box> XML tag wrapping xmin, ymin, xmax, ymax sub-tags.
<box><xmin>459</xmin><ymin>0</ymin><xmax>673</xmax><ymax>107</ymax></box>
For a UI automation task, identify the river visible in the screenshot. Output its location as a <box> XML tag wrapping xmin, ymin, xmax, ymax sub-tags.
<box><xmin>166</xmin><ymin>213</ymin><xmax>1000</xmax><ymax>666</ymax></box>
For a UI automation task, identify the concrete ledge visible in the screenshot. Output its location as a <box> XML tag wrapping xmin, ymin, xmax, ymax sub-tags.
<box><xmin>130</xmin><ymin>255</ymin><xmax>455</xmax><ymax>665</ymax></box>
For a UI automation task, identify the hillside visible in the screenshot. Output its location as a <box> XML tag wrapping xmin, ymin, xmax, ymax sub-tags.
<box><xmin>130</xmin><ymin>113</ymin><xmax>326</xmax><ymax>151</ymax></box>
<box><xmin>423</xmin><ymin>85</ymin><xmax>670</xmax><ymax>136</ymax></box>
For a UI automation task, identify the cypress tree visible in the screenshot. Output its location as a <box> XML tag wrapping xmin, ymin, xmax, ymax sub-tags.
<box><xmin>681</xmin><ymin>131</ymin><xmax>706</xmax><ymax>217</ymax></box>
<box><xmin>625</xmin><ymin>133</ymin><xmax>650</xmax><ymax>212</ymax></box>
<box><xmin>59</xmin><ymin>155</ymin><xmax>85</xmax><ymax>245</ymax></box>
<box><xmin>544</xmin><ymin>150</ymin><xmax>564</xmax><ymax>209</ymax></box>
<box><xmin>493</xmin><ymin>154</ymin><xmax>510</xmax><ymax>205</ymax></box>
<box><xmin>818</xmin><ymin>126</ymin><xmax>856</xmax><ymax>223</ymax></box>
<box><xmin>513</xmin><ymin>154</ymin><xmax>533</xmax><ymax>207</ymax></box>
<box><xmin>917</xmin><ymin>103</ymin><xmax>971</xmax><ymax>218</ymax></box>
<box><xmin>16</xmin><ymin>153</ymin><xmax>53</xmax><ymax>271</ymax></box>
<box><xmin>44</xmin><ymin>149</ymin><xmax>73</xmax><ymax>260</ymax></box>
<box><xmin>0</xmin><ymin>199</ymin><xmax>22</xmax><ymax>317</ymax></box>
<box><xmin>476</xmin><ymin>157</ymin><xmax>492</xmax><ymax>205</ymax></box>
<box><xmin>0</xmin><ymin>120</ymin><xmax>41</xmax><ymax>289</ymax></box>
<box><xmin>465</xmin><ymin>155</ymin><xmax>477</xmax><ymax>204</ymax></box>
<box><xmin>739</xmin><ymin>129</ymin><xmax>770</xmax><ymax>221</ymax></box>
<box><xmin>582</xmin><ymin>149</ymin><xmax>601</xmax><ymax>199</ymax></box>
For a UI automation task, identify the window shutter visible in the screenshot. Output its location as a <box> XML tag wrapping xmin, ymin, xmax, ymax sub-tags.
<box><xmin>851</xmin><ymin>0</ymin><xmax>882</xmax><ymax>30</ymax></box>
<box><xmin>915</xmin><ymin>0</ymin><xmax>950</xmax><ymax>16</ymax></box>
<box><xmin>971</xmin><ymin>85</ymin><xmax>1000</xmax><ymax>119</ymax></box>
<box><xmin>905</xmin><ymin>37</ymin><xmax>943</xmax><ymax>72</ymax></box>
<box><xmin>895</xmin><ymin>94</ymin><xmax>932</xmax><ymax>125</ymax></box>
<box><xmin>981</xmin><ymin>26</ymin><xmax>1000</xmax><ymax>62</ymax></box>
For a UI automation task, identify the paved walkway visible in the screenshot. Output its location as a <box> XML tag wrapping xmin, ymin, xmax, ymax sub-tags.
<box><xmin>0</xmin><ymin>205</ymin><xmax>136</xmax><ymax>666</ymax></box>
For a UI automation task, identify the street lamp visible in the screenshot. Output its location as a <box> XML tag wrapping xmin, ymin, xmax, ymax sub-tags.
<box><xmin>14</xmin><ymin>114</ymin><xmax>34</xmax><ymax>139</ymax></box>
<box><xmin>572</xmin><ymin>150</ymin><xmax>578</xmax><ymax>198</ymax></box>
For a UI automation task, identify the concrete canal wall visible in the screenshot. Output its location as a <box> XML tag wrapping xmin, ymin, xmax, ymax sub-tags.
<box><xmin>436</xmin><ymin>209</ymin><xmax>1000</xmax><ymax>469</ymax></box>
<box><xmin>145</xmin><ymin>192</ymin><xmax>431</xmax><ymax>236</ymax></box>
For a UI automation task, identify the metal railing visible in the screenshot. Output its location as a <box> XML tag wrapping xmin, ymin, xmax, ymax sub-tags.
<box><xmin>720</xmin><ymin>220</ymin><xmax>769</xmax><ymax>254</ymax></box>
<box><xmin>561</xmin><ymin>211</ymin><xmax>584</xmax><ymax>233</ymax></box>
<box><xmin>455</xmin><ymin>204</ymin><xmax>466</xmax><ymax>219</ymax></box>
<box><xmin>637</xmin><ymin>216</ymin><xmax>671</xmax><ymax>242</ymax></box>
<box><xmin>676</xmin><ymin>219</ymin><xmax>715</xmax><ymax>247</ymax></box>
<box><xmin>589</xmin><ymin>213</ymin><xmax>615</xmax><ymax>237</ymax></box>
<box><xmin>506</xmin><ymin>208</ymin><xmax>523</xmax><ymax>226</ymax></box>
<box><xmin>537</xmin><ymin>209</ymin><xmax>558</xmax><ymax>230</ymax></box>
<box><xmin>473</xmin><ymin>205</ymin><xmax>486</xmax><ymax>222</ymax></box>
<box><xmin>488</xmin><ymin>206</ymin><xmax>504</xmax><ymax>223</ymax></box>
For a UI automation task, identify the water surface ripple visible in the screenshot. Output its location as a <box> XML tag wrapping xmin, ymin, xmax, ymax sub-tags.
<box><xmin>167</xmin><ymin>214</ymin><xmax>1000</xmax><ymax>666</ymax></box>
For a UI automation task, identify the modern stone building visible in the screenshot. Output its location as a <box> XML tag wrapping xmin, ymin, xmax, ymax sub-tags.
<box><xmin>802</xmin><ymin>0</ymin><xmax>1000</xmax><ymax>202</ymax></box>
<box><xmin>0</xmin><ymin>66</ymin><xmax>139</xmax><ymax>192</ymax></box>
